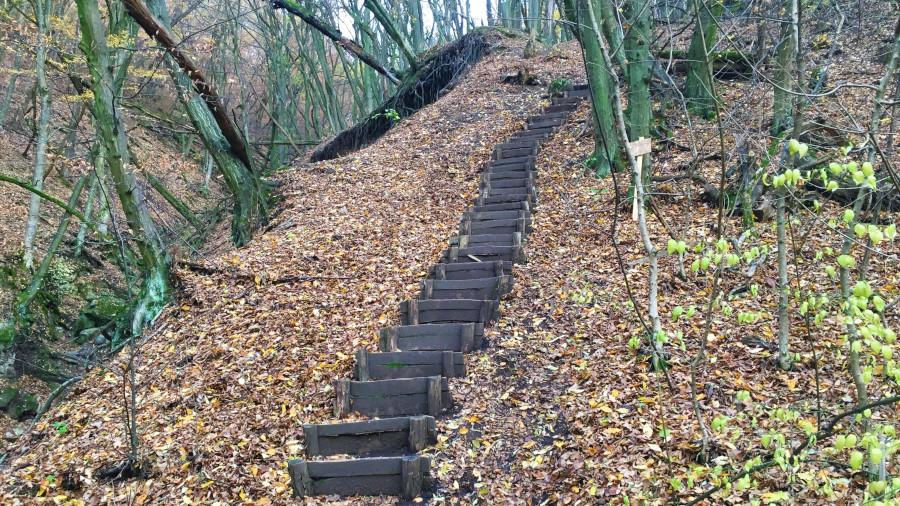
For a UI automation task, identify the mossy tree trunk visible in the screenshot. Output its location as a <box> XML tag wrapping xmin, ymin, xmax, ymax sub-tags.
<box><xmin>131</xmin><ymin>0</ymin><xmax>268</xmax><ymax>247</ymax></box>
<box><xmin>22</xmin><ymin>0</ymin><xmax>53</xmax><ymax>271</ymax></box>
<box><xmin>575</xmin><ymin>0</ymin><xmax>620</xmax><ymax>176</ymax></box>
<box><xmin>624</xmin><ymin>0</ymin><xmax>652</xmax><ymax>154</ymax></box>
<box><xmin>684</xmin><ymin>0</ymin><xmax>722</xmax><ymax>118</ymax></box>
<box><xmin>364</xmin><ymin>0</ymin><xmax>420</xmax><ymax>71</ymax></box>
<box><xmin>75</xmin><ymin>0</ymin><xmax>170</xmax><ymax>337</ymax></box>
<box><xmin>771</xmin><ymin>0</ymin><xmax>798</xmax><ymax>135</ymax></box>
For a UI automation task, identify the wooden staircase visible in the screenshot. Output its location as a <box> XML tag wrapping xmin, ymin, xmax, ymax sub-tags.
<box><xmin>287</xmin><ymin>86</ymin><xmax>585</xmax><ymax>501</ymax></box>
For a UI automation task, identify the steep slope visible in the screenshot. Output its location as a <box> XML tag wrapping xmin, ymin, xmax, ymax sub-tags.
<box><xmin>0</xmin><ymin>39</ymin><xmax>586</xmax><ymax>503</ymax></box>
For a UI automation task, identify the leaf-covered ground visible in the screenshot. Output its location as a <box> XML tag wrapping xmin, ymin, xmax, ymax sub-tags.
<box><xmin>2</xmin><ymin>8</ymin><xmax>899</xmax><ymax>506</ymax></box>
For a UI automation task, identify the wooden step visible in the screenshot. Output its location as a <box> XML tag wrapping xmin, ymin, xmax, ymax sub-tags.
<box><xmin>460</xmin><ymin>216</ymin><xmax>530</xmax><ymax>235</ymax></box>
<box><xmin>462</xmin><ymin>209</ymin><xmax>531</xmax><ymax>222</ymax></box>
<box><xmin>512</xmin><ymin>129</ymin><xmax>551</xmax><ymax>139</ymax></box>
<box><xmin>551</xmin><ymin>96</ymin><xmax>582</xmax><ymax>106</ymax></box>
<box><xmin>482</xmin><ymin>177</ymin><xmax>536</xmax><ymax>192</ymax></box>
<box><xmin>420</xmin><ymin>275</ymin><xmax>513</xmax><ymax>300</ymax></box>
<box><xmin>468</xmin><ymin>201</ymin><xmax>530</xmax><ymax>213</ymax></box>
<box><xmin>493</xmin><ymin>145</ymin><xmax>538</xmax><ymax>160</ymax></box>
<box><xmin>450</xmin><ymin>232</ymin><xmax>523</xmax><ymax>247</ymax></box>
<box><xmin>482</xmin><ymin>186</ymin><xmax>538</xmax><ymax>200</ymax></box>
<box><xmin>527</xmin><ymin>112</ymin><xmax>570</xmax><ymax>122</ymax></box>
<box><xmin>356</xmin><ymin>349</ymin><xmax>465</xmax><ymax>380</ymax></box>
<box><xmin>542</xmin><ymin>104</ymin><xmax>578</xmax><ymax>114</ymax></box>
<box><xmin>380</xmin><ymin>323</ymin><xmax>484</xmax><ymax>351</ymax></box>
<box><xmin>443</xmin><ymin>245</ymin><xmax>526</xmax><ymax>265</ymax></box>
<box><xmin>565</xmin><ymin>87</ymin><xmax>591</xmax><ymax>98</ymax></box>
<box><xmin>474</xmin><ymin>193</ymin><xmax>536</xmax><ymax>206</ymax></box>
<box><xmin>303</xmin><ymin>416</ymin><xmax>437</xmax><ymax>457</ymax></box>
<box><xmin>399</xmin><ymin>298</ymin><xmax>498</xmax><ymax>325</ymax></box>
<box><xmin>429</xmin><ymin>261</ymin><xmax>509</xmax><ymax>281</ymax></box>
<box><xmin>528</xmin><ymin>117</ymin><xmax>566</xmax><ymax>129</ymax></box>
<box><xmin>289</xmin><ymin>455</ymin><xmax>430</xmax><ymax>500</ymax></box>
<box><xmin>484</xmin><ymin>169</ymin><xmax>537</xmax><ymax>181</ymax></box>
<box><xmin>495</xmin><ymin>138</ymin><xmax>542</xmax><ymax>149</ymax></box>
<box><xmin>485</xmin><ymin>167</ymin><xmax>537</xmax><ymax>179</ymax></box>
<box><xmin>335</xmin><ymin>376</ymin><xmax>451</xmax><ymax>417</ymax></box>
<box><xmin>490</xmin><ymin>154</ymin><xmax>535</xmax><ymax>167</ymax></box>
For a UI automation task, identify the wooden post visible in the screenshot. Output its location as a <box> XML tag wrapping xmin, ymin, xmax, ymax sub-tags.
<box><xmin>627</xmin><ymin>137</ymin><xmax>652</xmax><ymax>221</ymax></box>
<box><xmin>407</xmin><ymin>299</ymin><xmax>419</xmax><ymax>325</ymax></box>
<box><xmin>400</xmin><ymin>455</ymin><xmax>424</xmax><ymax>500</ymax></box>
<box><xmin>459</xmin><ymin>218</ymin><xmax>471</xmax><ymax>235</ymax></box>
<box><xmin>432</xmin><ymin>263</ymin><xmax>446</xmax><ymax>280</ymax></box>
<box><xmin>334</xmin><ymin>379</ymin><xmax>350</xmax><ymax>417</ymax></box>
<box><xmin>441</xmin><ymin>351</ymin><xmax>454</xmax><ymax>377</ymax></box>
<box><xmin>445</xmin><ymin>247</ymin><xmax>459</xmax><ymax>262</ymax></box>
<box><xmin>426</xmin><ymin>376</ymin><xmax>442</xmax><ymax>416</ymax></box>
<box><xmin>458</xmin><ymin>235</ymin><xmax>470</xmax><ymax>248</ymax></box>
<box><xmin>302</xmin><ymin>424</ymin><xmax>319</xmax><ymax>457</ymax></box>
<box><xmin>288</xmin><ymin>460</ymin><xmax>313</xmax><ymax>497</ymax></box>
<box><xmin>408</xmin><ymin>415</ymin><xmax>429</xmax><ymax>452</ymax></box>
<box><xmin>461</xmin><ymin>324</ymin><xmax>475</xmax><ymax>352</ymax></box>
<box><xmin>420</xmin><ymin>280</ymin><xmax>433</xmax><ymax>299</ymax></box>
<box><xmin>379</xmin><ymin>327</ymin><xmax>398</xmax><ymax>351</ymax></box>
<box><xmin>355</xmin><ymin>349</ymin><xmax>369</xmax><ymax>381</ymax></box>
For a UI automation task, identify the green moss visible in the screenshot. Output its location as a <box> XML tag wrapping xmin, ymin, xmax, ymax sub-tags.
<box><xmin>0</xmin><ymin>322</ymin><xmax>14</xmax><ymax>345</ymax></box>
<box><xmin>6</xmin><ymin>391</ymin><xmax>37</xmax><ymax>420</ymax></box>
<box><xmin>0</xmin><ymin>386</ymin><xmax>17</xmax><ymax>409</ymax></box>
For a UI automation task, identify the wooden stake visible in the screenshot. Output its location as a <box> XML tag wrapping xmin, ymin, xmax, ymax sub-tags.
<box><xmin>628</xmin><ymin>137</ymin><xmax>652</xmax><ymax>221</ymax></box>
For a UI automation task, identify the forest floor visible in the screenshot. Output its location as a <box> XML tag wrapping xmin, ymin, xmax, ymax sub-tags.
<box><xmin>1</xmin><ymin>11</ymin><xmax>899</xmax><ymax>506</ymax></box>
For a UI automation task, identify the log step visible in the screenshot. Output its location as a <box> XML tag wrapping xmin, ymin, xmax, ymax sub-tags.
<box><xmin>565</xmin><ymin>87</ymin><xmax>591</xmax><ymax>98</ymax></box>
<box><xmin>303</xmin><ymin>416</ymin><xmax>437</xmax><ymax>457</ymax></box>
<box><xmin>481</xmin><ymin>164</ymin><xmax>537</xmax><ymax>180</ymax></box>
<box><xmin>542</xmin><ymin>104</ymin><xmax>578</xmax><ymax>114</ymax></box>
<box><xmin>399</xmin><ymin>298</ymin><xmax>499</xmax><ymax>325</ymax></box>
<box><xmin>493</xmin><ymin>145</ymin><xmax>538</xmax><ymax>160</ymax></box>
<box><xmin>356</xmin><ymin>349</ymin><xmax>465</xmax><ymax>380</ymax></box>
<box><xmin>481</xmin><ymin>177</ymin><xmax>536</xmax><ymax>192</ymax></box>
<box><xmin>459</xmin><ymin>216</ymin><xmax>531</xmax><ymax>235</ymax></box>
<box><xmin>334</xmin><ymin>376</ymin><xmax>451</xmax><ymax>418</ymax></box>
<box><xmin>490</xmin><ymin>154</ymin><xmax>535</xmax><ymax>167</ymax></box>
<box><xmin>528</xmin><ymin>117</ymin><xmax>567</xmax><ymax>129</ymax></box>
<box><xmin>449</xmin><ymin>232</ymin><xmax>523</xmax><ymax>247</ymax></box>
<box><xmin>481</xmin><ymin>185</ymin><xmax>538</xmax><ymax>200</ymax></box>
<box><xmin>552</xmin><ymin>96</ymin><xmax>582</xmax><ymax>106</ymax></box>
<box><xmin>462</xmin><ymin>209</ymin><xmax>531</xmax><ymax>222</ymax></box>
<box><xmin>380</xmin><ymin>323</ymin><xmax>485</xmax><ymax>352</ymax></box>
<box><xmin>289</xmin><ymin>455</ymin><xmax>430</xmax><ymax>500</ymax></box>
<box><xmin>474</xmin><ymin>193</ymin><xmax>536</xmax><ymax>206</ymax></box>
<box><xmin>443</xmin><ymin>245</ymin><xmax>526</xmax><ymax>265</ymax></box>
<box><xmin>420</xmin><ymin>275</ymin><xmax>513</xmax><ymax>300</ymax></box>
<box><xmin>429</xmin><ymin>260</ymin><xmax>509</xmax><ymax>281</ymax></box>
<box><xmin>468</xmin><ymin>201</ymin><xmax>530</xmax><ymax>213</ymax></box>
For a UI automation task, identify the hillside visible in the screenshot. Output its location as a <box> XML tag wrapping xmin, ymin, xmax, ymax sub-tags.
<box><xmin>0</xmin><ymin>3</ymin><xmax>899</xmax><ymax>505</ymax></box>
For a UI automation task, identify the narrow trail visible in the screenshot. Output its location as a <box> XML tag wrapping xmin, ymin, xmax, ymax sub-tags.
<box><xmin>287</xmin><ymin>86</ymin><xmax>588</xmax><ymax>501</ymax></box>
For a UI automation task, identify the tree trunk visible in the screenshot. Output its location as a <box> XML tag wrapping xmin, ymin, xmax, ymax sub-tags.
<box><xmin>624</xmin><ymin>0</ymin><xmax>651</xmax><ymax>182</ymax></box>
<box><xmin>128</xmin><ymin>0</ymin><xmax>268</xmax><ymax>247</ymax></box>
<box><xmin>771</xmin><ymin>0</ymin><xmax>798</xmax><ymax>135</ymax></box>
<box><xmin>273</xmin><ymin>0</ymin><xmax>400</xmax><ymax>85</ymax></box>
<box><xmin>364</xmin><ymin>0</ymin><xmax>420</xmax><ymax>71</ymax></box>
<box><xmin>576</xmin><ymin>0</ymin><xmax>620</xmax><ymax>176</ymax></box>
<box><xmin>684</xmin><ymin>0</ymin><xmax>722</xmax><ymax>118</ymax></box>
<box><xmin>23</xmin><ymin>0</ymin><xmax>53</xmax><ymax>271</ymax></box>
<box><xmin>775</xmin><ymin>187</ymin><xmax>792</xmax><ymax>369</ymax></box>
<box><xmin>76</xmin><ymin>0</ymin><xmax>170</xmax><ymax>336</ymax></box>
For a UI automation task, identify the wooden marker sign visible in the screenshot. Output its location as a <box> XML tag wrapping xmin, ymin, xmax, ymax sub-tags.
<box><xmin>628</xmin><ymin>137</ymin><xmax>652</xmax><ymax>221</ymax></box>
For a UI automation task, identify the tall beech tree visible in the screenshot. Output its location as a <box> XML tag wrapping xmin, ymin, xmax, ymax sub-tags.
<box><xmin>124</xmin><ymin>0</ymin><xmax>268</xmax><ymax>247</ymax></box>
<box><xmin>684</xmin><ymin>0</ymin><xmax>722</xmax><ymax>117</ymax></box>
<box><xmin>22</xmin><ymin>0</ymin><xmax>52</xmax><ymax>270</ymax></box>
<box><xmin>76</xmin><ymin>0</ymin><xmax>170</xmax><ymax>335</ymax></box>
